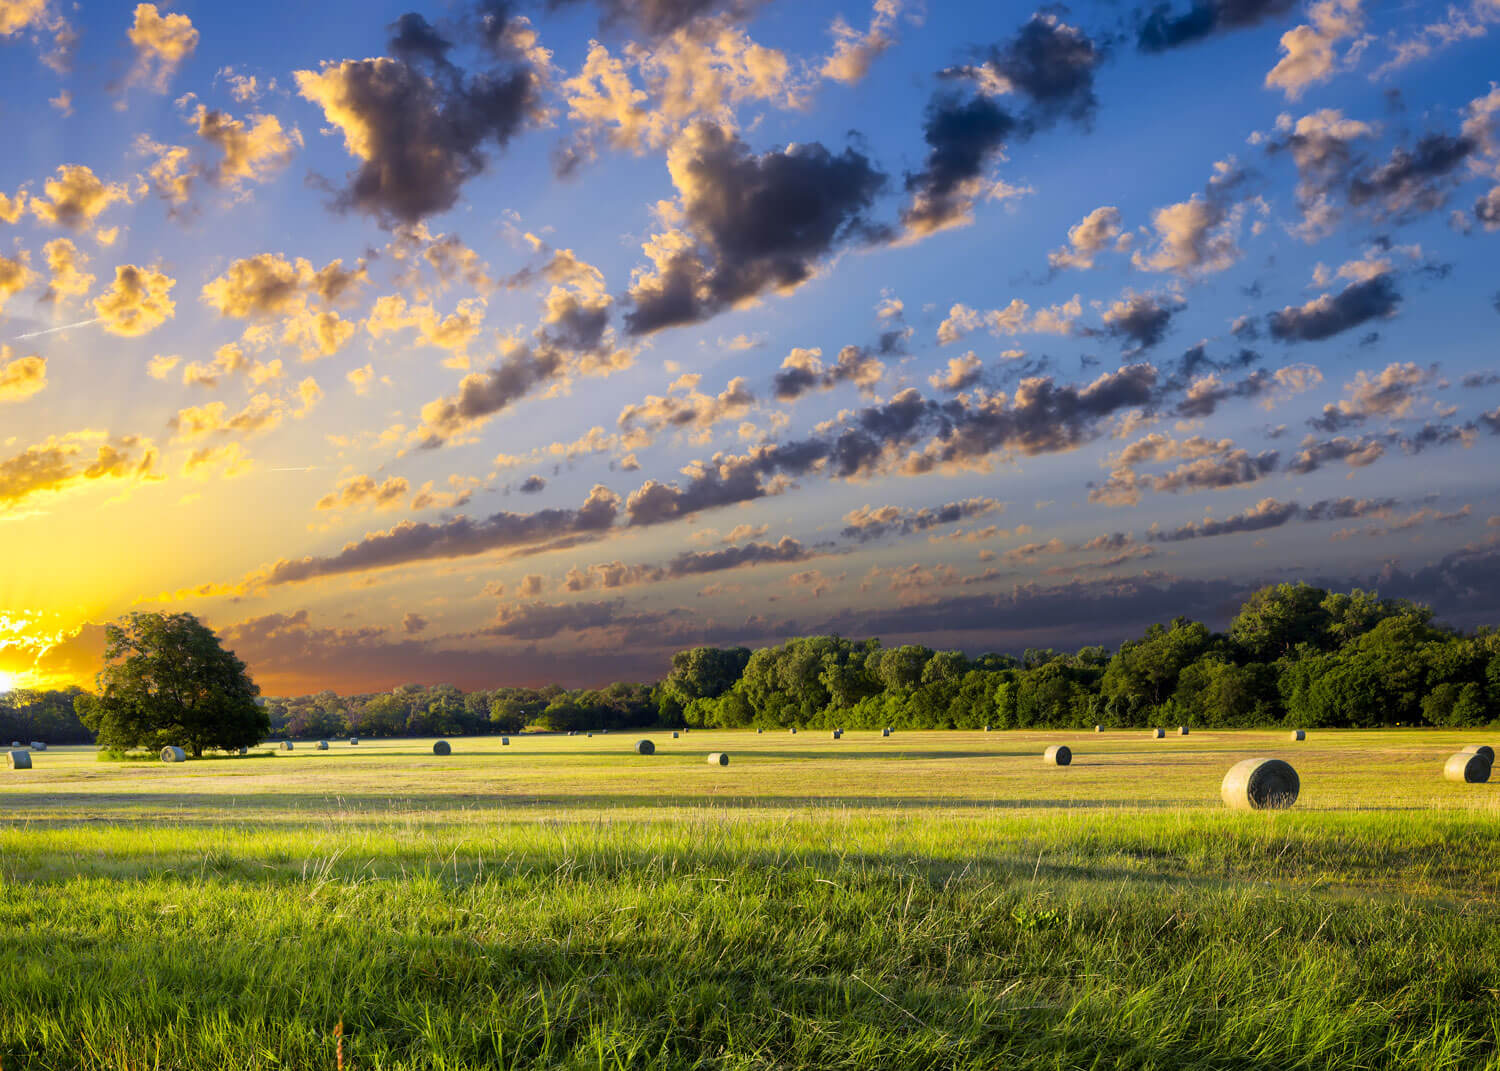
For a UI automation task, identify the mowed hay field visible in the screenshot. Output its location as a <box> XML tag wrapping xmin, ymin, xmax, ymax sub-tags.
<box><xmin>3</xmin><ymin>730</ymin><xmax>1499</xmax><ymax>1070</ymax></box>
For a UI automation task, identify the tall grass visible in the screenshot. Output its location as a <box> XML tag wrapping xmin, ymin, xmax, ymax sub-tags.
<box><xmin>2</xmin><ymin>730</ymin><xmax>1497</xmax><ymax>1069</ymax></box>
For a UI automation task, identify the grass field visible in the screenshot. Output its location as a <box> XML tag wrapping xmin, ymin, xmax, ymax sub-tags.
<box><xmin>3</xmin><ymin>729</ymin><xmax>1498</xmax><ymax>1070</ymax></box>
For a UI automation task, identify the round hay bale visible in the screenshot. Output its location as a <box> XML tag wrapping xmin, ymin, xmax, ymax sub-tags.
<box><xmin>1221</xmin><ymin>758</ymin><xmax>1300</xmax><ymax>811</ymax></box>
<box><xmin>238</xmin><ymin>746</ymin><xmax>248</xmax><ymax>755</ymax></box>
<box><xmin>635</xmin><ymin>739</ymin><xmax>656</xmax><ymax>755</ymax></box>
<box><xmin>983</xmin><ymin>725</ymin><xmax>991</xmax><ymax>732</ymax></box>
<box><xmin>789</xmin><ymin>727</ymin><xmax>796</xmax><ymax>735</ymax></box>
<box><xmin>1289</xmin><ymin>729</ymin><xmax>1306</xmax><ymax>741</ymax></box>
<box><xmin>1152</xmin><ymin>728</ymin><xmax>1165</xmax><ymax>739</ymax></box>
<box><xmin>316</xmin><ymin>740</ymin><xmax>329</xmax><ymax>750</ymax></box>
<box><xmin>707</xmin><ymin>752</ymin><xmax>729</xmax><ymax>766</ymax></box>
<box><xmin>29</xmin><ymin>741</ymin><xmax>46</xmax><ymax>751</ymax></box>
<box><xmin>1459</xmin><ymin>744</ymin><xmax>1494</xmax><ymax>764</ymax></box>
<box><xmin>586</xmin><ymin>732</ymin><xmax>593</xmax><ymax>738</ymax></box>
<box><xmin>1444</xmin><ymin>752</ymin><xmax>1491</xmax><ymax>784</ymax></box>
<box><xmin>1094</xmin><ymin>724</ymin><xmax>1103</xmax><ymax>733</ymax></box>
<box><xmin>432</xmin><ymin>740</ymin><xmax>452</xmax><ymax>756</ymax></box>
<box><xmin>160</xmin><ymin>746</ymin><xmax>186</xmax><ymax>763</ymax></box>
<box><xmin>7</xmin><ymin>749</ymin><xmax>32</xmax><ymax>770</ymax></box>
<box><xmin>1043</xmin><ymin>744</ymin><xmax>1072</xmax><ymax>766</ymax></box>
<box><xmin>1177</xmin><ymin>726</ymin><xmax>1190</xmax><ymax>736</ymax></box>
<box><xmin>831</xmin><ymin>729</ymin><xmax>841</xmax><ymax>739</ymax></box>
<box><xmin>881</xmin><ymin>728</ymin><xmax>890</xmax><ymax>738</ymax></box>
<box><xmin>756</xmin><ymin>728</ymin><xmax>762</xmax><ymax>734</ymax></box>
<box><xmin>281</xmin><ymin>740</ymin><xmax>293</xmax><ymax>751</ymax></box>
<box><xmin>501</xmin><ymin>736</ymin><xmax>510</xmax><ymax>745</ymax></box>
<box><xmin>672</xmin><ymin>731</ymin><xmax>679</xmax><ymax>739</ymax></box>
<box><xmin>349</xmin><ymin>737</ymin><xmax>359</xmax><ymax>746</ymax></box>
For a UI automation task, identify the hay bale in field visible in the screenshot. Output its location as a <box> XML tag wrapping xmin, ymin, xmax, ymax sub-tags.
<box><xmin>1177</xmin><ymin>726</ymin><xmax>1190</xmax><ymax>736</ymax></box>
<box><xmin>1221</xmin><ymin>758</ymin><xmax>1300</xmax><ymax>810</ymax></box>
<box><xmin>7</xmin><ymin>749</ymin><xmax>32</xmax><ymax>770</ymax></box>
<box><xmin>672</xmin><ymin>731</ymin><xmax>679</xmax><ymax>739</ymax></box>
<box><xmin>433</xmin><ymin>740</ymin><xmax>452</xmax><ymax>755</ymax></box>
<box><xmin>636</xmin><ymin>739</ymin><xmax>656</xmax><ymax>755</ymax></box>
<box><xmin>349</xmin><ymin>737</ymin><xmax>359</xmax><ymax>746</ymax></box>
<box><xmin>707</xmin><ymin>752</ymin><xmax>729</xmax><ymax>766</ymax></box>
<box><xmin>238</xmin><ymin>746</ymin><xmax>248</xmax><ymax>755</ymax></box>
<box><xmin>1459</xmin><ymin>744</ymin><xmax>1494</xmax><ymax>764</ymax></box>
<box><xmin>317</xmin><ymin>741</ymin><xmax>329</xmax><ymax>750</ymax></box>
<box><xmin>984</xmin><ymin>725</ymin><xmax>991</xmax><ymax>732</ymax></box>
<box><xmin>1152</xmin><ymin>728</ymin><xmax>1165</xmax><ymax>739</ymax></box>
<box><xmin>881</xmin><ymin>728</ymin><xmax>890</xmax><ymax>738</ymax></box>
<box><xmin>29</xmin><ymin>741</ymin><xmax>46</xmax><ymax>751</ymax></box>
<box><xmin>1043</xmin><ymin>744</ymin><xmax>1072</xmax><ymax>766</ymax></box>
<box><xmin>1444</xmin><ymin>752</ymin><xmax>1491</xmax><ymax>784</ymax></box>
<box><xmin>501</xmin><ymin>736</ymin><xmax>510</xmax><ymax>745</ymax></box>
<box><xmin>1094</xmin><ymin>725</ymin><xmax>1103</xmax><ymax>733</ymax></box>
<box><xmin>789</xmin><ymin>727</ymin><xmax>796</xmax><ymax>735</ymax></box>
<box><xmin>281</xmin><ymin>740</ymin><xmax>293</xmax><ymax>751</ymax></box>
<box><xmin>1290</xmin><ymin>729</ymin><xmax>1306</xmax><ymax>741</ymax></box>
<box><xmin>160</xmin><ymin>746</ymin><xmax>186</xmax><ymax>763</ymax></box>
<box><xmin>756</xmin><ymin>728</ymin><xmax>762</xmax><ymax>734</ymax></box>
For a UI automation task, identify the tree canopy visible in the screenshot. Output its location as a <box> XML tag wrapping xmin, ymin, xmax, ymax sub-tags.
<box><xmin>76</xmin><ymin>612</ymin><xmax>268</xmax><ymax>756</ymax></box>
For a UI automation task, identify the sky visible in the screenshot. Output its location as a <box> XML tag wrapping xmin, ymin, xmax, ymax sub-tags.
<box><xmin>0</xmin><ymin>0</ymin><xmax>1497</xmax><ymax>696</ymax></box>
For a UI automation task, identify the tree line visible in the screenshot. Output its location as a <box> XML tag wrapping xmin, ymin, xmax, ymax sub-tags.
<box><xmin>10</xmin><ymin>582</ymin><xmax>1498</xmax><ymax>750</ymax></box>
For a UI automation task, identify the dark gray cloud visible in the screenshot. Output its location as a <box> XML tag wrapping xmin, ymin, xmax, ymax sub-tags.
<box><xmin>1151</xmin><ymin>495</ymin><xmax>1397</xmax><ymax>541</ymax></box>
<box><xmin>841</xmin><ymin>497</ymin><xmax>1003</xmax><ymax>542</ymax></box>
<box><xmin>1268</xmin><ymin>274</ymin><xmax>1402</xmax><ymax>342</ymax></box>
<box><xmin>300</xmin><ymin>9</ymin><xmax>541</xmax><ymax>224</ymax></box>
<box><xmin>1136</xmin><ymin>0</ymin><xmax>1297</xmax><ymax>51</ymax></box>
<box><xmin>667</xmin><ymin>537</ymin><xmax>812</xmax><ymax>576</ymax></box>
<box><xmin>518</xmin><ymin>474</ymin><xmax>547</xmax><ymax>493</ymax></box>
<box><xmin>1286</xmin><ymin>433</ymin><xmax>1388</xmax><ymax>475</ymax></box>
<box><xmin>417</xmin><ymin>346</ymin><xmax>566</xmax><ymax>446</ymax></box>
<box><xmin>485</xmin><ymin>599</ymin><xmax>676</xmax><ymax>640</ymax></box>
<box><xmin>1347</xmin><ymin>133</ymin><xmax>1477</xmax><ymax>219</ymax></box>
<box><xmin>899</xmin><ymin>92</ymin><xmax>1018</xmax><ymax>237</ymax></box>
<box><xmin>772</xmin><ymin>344</ymin><xmax>884</xmax><ymax>401</ymax></box>
<box><xmin>263</xmin><ymin>485</ymin><xmax>620</xmax><ymax>584</ymax></box>
<box><xmin>1104</xmin><ymin>292</ymin><xmax>1183</xmax><ymax>352</ymax></box>
<box><xmin>984</xmin><ymin>14</ymin><xmax>1103</xmax><ymax>124</ymax></box>
<box><xmin>548</xmin><ymin>0</ymin><xmax>756</xmax><ymax>38</ymax></box>
<box><xmin>625</xmin><ymin>124</ymin><xmax>887</xmax><ymax>334</ymax></box>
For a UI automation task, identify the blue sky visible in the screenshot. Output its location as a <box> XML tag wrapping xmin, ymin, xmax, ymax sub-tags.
<box><xmin>1</xmin><ymin>0</ymin><xmax>1497</xmax><ymax>694</ymax></box>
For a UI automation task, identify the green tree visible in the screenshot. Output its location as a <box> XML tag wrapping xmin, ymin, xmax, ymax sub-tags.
<box><xmin>76</xmin><ymin>612</ymin><xmax>267</xmax><ymax>756</ymax></box>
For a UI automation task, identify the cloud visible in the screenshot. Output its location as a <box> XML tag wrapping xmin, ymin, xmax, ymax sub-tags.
<box><xmin>618</xmin><ymin>373</ymin><xmax>756</xmax><ymax>443</ymax></box>
<box><xmin>897</xmin><ymin>92</ymin><xmax>1019</xmax><ymax>241</ymax></box>
<box><xmin>623</xmin><ymin>121</ymin><xmax>887</xmax><ymax>334</ymax></box>
<box><xmin>402</xmin><ymin>612</ymin><xmax>428</xmax><ymax>634</ymax></box>
<box><xmin>316</xmin><ymin>474</ymin><xmax>411</xmax><ymax>512</ymax></box>
<box><xmin>27</xmin><ymin>165</ymin><xmax>130</xmax><ymax>230</ymax></box>
<box><xmin>40</xmin><ymin>238</ymin><xmax>94</xmax><ymax>305</ymax></box>
<box><xmin>842</xmin><ymin>497</ymin><xmax>1004</xmax><ymax>542</ymax></box>
<box><xmin>1268</xmin><ymin>272</ymin><xmax>1401</xmax><ymax>342</ymax></box>
<box><xmin>1308</xmin><ymin>361</ymin><xmax>1435</xmax><ymax>431</ymax></box>
<box><xmin>1092</xmin><ymin>433</ymin><xmax>1278</xmax><ymax>505</ymax></box>
<box><xmin>0</xmin><ymin>348</ymin><xmax>46</xmax><ymax>402</ymax></box>
<box><xmin>1131</xmin><ymin>188</ymin><xmax>1249</xmax><ymax>275</ymax></box>
<box><xmin>553</xmin><ymin>0</ymin><xmax>760</xmax><ymax>39</ymax></box>
<box><xmin>1137</xmin><ymin>0</ymin><xmax>1298</xmax><ymax>51</ymax></box>
<box><xmin>125</xmin><ymin>3</ymin><xmax>198</xmax><ymax>93</ymax></box>
<box><xmin>0</xmin><ymin>252</ymin><xmax>30</xmax><ymax>312</ymax></box>
<box><xmin>201</xmin><ymin>253</ymin><xmax>365</xmax><ymax>318</ymax></box>
<box><xmin>0</xmin><ymin>431</ymin><xmax>159</xmax><ymax>511</ymax></box>
<box><xmin>821</xmin><ymin>0</ymin><xmax>902</xmax><ymax>85</ymax></box>
<box><xmin>1102</xmin><ymin>292</ymin><xmax>1182</xmax><ymax>352</ymax></box>
<box><xmin>295</xmin><ymin>9</ymin><xmax>543</xmax><ymax>223</ymax></box>
<box><xmin>484</xmin><ymin>598</ymin><xmax>674</xmax><ymax>640</ymax></box>
<box><xmin>1048</xmin><ymin>205</ymin><xmax>1129</xmax><ymax>270</ymax></box>
<box><xmin>1150</xmin><ymin>495</ymin><xmax>1396</xmax><ymax>541</ymax></box>
<box><xmin>1261</xmin><ymin>108</ymin><xmax>1376</xmax><ymax>241</ymax></box>
<box><xmin>1346</xmin><ymin>132</ymin><xmax>1477</xmax><ymax>219</ymax></box>
<box><xmin>518</xmin><ymin>474</ymin><xmax>547</xmax><ymax>494</ymax></box>
<box><xmin>928</xmin><ymin>353</ymin><xmax>984</xmax><ymax>393</ymax></box>
<box><xmin>92</xmin><ymin>265</ymin><xmax>177</xmax><ymax>337</ymax></box>
<box><xmin>0</xmin><ymin>0</ymin><xmax>74</xmax><ymax>71</ymax></box>
<box><xmin>1369</xmin><ymin>0</ymin><xmax>1500</xmax><ymax>78</ymax></box>
<box><xmin>1265</xmin><ymin>0</ymin><xmax>1366</xmax><ymax>100</ymax></box>
<box><xmin>772</xmin><ymin>345</ymin><xmax>884</xmax><ymax>400</ymax></box>
<box><xmin>1285</xmin><ymin>432</ymin><xmax>1387</xmax><ymax>474</ymax></box>
<box><xmin>936</xmin><ymin>295</ymin><xmax>1081</xmax><ymax>343</ymax></box>
<box><xmin>260</xmin><ymin>484</ymin><xmax>621</xmax><ymax>585</ymax></box>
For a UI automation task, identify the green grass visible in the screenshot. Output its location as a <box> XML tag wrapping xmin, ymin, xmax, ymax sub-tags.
<box><xmin>2</xmin><ymin>729</ymin><xmax>1498</xmax><ymax>1069</ymax></box>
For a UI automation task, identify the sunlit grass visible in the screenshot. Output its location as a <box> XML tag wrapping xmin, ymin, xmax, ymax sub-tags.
<box><xmin>2</xmin><ymin>730</ymin><xmax>1498</xmax><ymax>1068</ymax></box>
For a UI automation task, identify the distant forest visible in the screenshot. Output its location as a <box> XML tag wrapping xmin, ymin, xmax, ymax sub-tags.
<box><xmin>5</xmin><ymin>582</ymin><xmax>1498</xmax><ymax>744</ymax></box>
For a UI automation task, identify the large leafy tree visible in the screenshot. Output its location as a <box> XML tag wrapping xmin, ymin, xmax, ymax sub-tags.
<box><xmin>76</xmin><ymin>612</ymin><xmax>268</xmax><ymax>756</ymax></box>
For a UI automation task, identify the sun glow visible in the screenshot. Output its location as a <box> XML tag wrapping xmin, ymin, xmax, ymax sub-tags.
<box><xmin>0</xmin><ymin>670</ymin><xmax>17</xmax><ymax>694</ymax></box>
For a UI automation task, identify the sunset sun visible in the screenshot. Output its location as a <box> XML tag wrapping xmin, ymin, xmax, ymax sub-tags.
<box><xmin>0</xmin><ymin>670</ymin><xmax>18</xmax><ymax>695</ymax></box>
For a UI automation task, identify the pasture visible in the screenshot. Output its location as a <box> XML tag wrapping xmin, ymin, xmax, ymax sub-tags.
<box><xmin>2</xmin><ymin>729</ymin><xmax>1498</xmax><ymax>1069</ymax></box>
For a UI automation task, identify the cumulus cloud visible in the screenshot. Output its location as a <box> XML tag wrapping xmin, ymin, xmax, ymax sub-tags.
<box><xmin>928</xmin><ymin>353</ymin><xmax>984</xmax><ymax>393</ymax></box>
<box><xmin>618</xmin><ymin>373</ymin><xmax>756</xmax><ymax>444</ymax></box>
<box><xmin>0</xmin><ymin>252</ymin><xmax>30</xmax><ymax>313</ymax></box>
<box><xmin>295</xmin><ymin>9</ymin><xmax>544</xmax><ymax>223</ymax></box>
<box><xmin>936</xmin><ymin>295</ymin><xmax>1082</xmax><ymax>344</ymax></box>
<box><xmin>772</xmin><ymin>345</ymin><xmax>884</xmax><ymax>400</ymax></box>
<box><xmin>821</xmin><ymin>0</ymin><xmax>902</xmax><ymax>85</ymax></box>
<box><xmin>1092</xmin><ymin>433</ymin><xmax>1278</xmax><ymax>505</ymax></box>
<box><xmin>0</xmin><ymin>348</ymin><xmax>46</xmax><ymax>403</ymax></box>
<box><xmin>28</xmin><ymin>165</ymin><xmax>130</xmax><ymax>230</ymax></box>
<box><xmin>1102</xmin><ymin>291</ymin><xmax>1183</xmax><ymax>352</ymax></box>
<box><xmin>1150</xmin><ymin>494</ymin><xmax>1397</xmax><ymax>541</ymax></box>
<box><xmin>93</xmin><ymin>265</ymin><xmax>177</xmax><ymax>337</ymax></box>
<box><xmin>125</xmin><ymin>3</ymin><xmax>198</xmax><ymax>93</ymax></box>
<box><xmin>1268</xmin><ymin>272</ymin><xmax>1401</xmax><ymax>342</ymax></box>
<box><xmin>0</xmin><ymin>431</ymin><xmax>158</xmax><ymax>511</ymax></box>
<box><xmin>1308</xmin><ymin>361</ymin><xmax>1435</xmax><ymax>431</ymax></box>
<box><xmin>1264</xmin><ymin>0</ymin><xmax>1366</xmax><ymax>100</ymax></box>
<box><xmin>1047</xmin><ymin>205</ymin><xmax>1129</xmax><ymax>270</ymax></box>
<box><xmin>39</xmin><ymin>238</ymin><xmax>94</xmax><ymax>305</ymax></box>
<box><xmin>624</xmin><ymin>121</ymin><xmax>887</xmax><ymax>334</ymax></box>
<box><xmin>316</xmin><ymin>474</ymin><xmax>411</xmax><ymax>512</ymax></box>
<box><xmin>842</xmin><ymin>497</ymin><xmax>1003</xmax><ymax>542</ymax></box>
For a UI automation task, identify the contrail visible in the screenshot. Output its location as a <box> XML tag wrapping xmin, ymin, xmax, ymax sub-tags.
<box><xmin>12</xmin><ymin>316</ymin><xmax>104</xmax><ymax>340</ymax></box>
